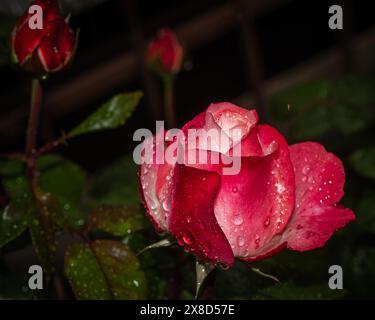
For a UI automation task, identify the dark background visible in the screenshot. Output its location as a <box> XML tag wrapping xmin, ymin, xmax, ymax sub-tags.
<box><xmin>0</xmin><ymin>0</ymin><xmax>373</xmax><ymax>171</ymax></box>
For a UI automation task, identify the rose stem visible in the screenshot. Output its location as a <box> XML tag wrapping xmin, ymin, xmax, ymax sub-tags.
<box><xmin>163</xmin><ymin>75</ymin><xmax>176</xmax><ymax>128</ymax></box>
<box><xmin>25</xmin><ymin>78</ymin><xmax>42</xmax><ymax>185</ymax></box>
<box><xmin>25</xmin><ymin>78</ymin><xmax>66</xmax><ymax>300</ymax></box>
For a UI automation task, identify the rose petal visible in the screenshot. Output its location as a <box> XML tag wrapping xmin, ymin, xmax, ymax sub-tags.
<box><xmin>139</xmin><ymin>131</ymin><xmax>176</xmax><ymax>232</ymax></box>
<box><xmin>243</xmin><ymin>142</ymin><xmax>355</xmax><ymax>261</ymax></box>
<box><xmin>12</xmin><ymin>15</ymin><xmax>48</xmax><ymax>65</ymax></box>
<box><xmin>281</xmin><ymin>142</ymin><xmax>355</xmax><ymax>251</ymax></box>
<box><xmin>168</xmin><ymin>164</ymin><xmax>234</xmax><ymax>266</ymax></box>
<box><xmin>182</xmin><ymin>103</ymin><xmax>259</xmax><ymax>156</ymax></box>
<box><xmin>214</xmin><ymin>125</ymin><xmax>295</xmax><ymax>259</ymax></box>
<box><xmin>38</xmin><ymin>18</ymin><xmax>75</xmax><ymax>72</ymax></box>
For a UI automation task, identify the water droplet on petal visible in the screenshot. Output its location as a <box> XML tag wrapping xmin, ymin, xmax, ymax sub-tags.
<box><xmin>237</xmin><ymin>236</ymin><xmax>245</xmax><ymax>247</ymax></box>
<box><xmin>162</xmin><ymin>200</ymin><xmax>170</xmax><ymax>212</ymax></box>
<box><xmin>182</xmin><ymin>231</ymin><xmax>194</xmax><ymax>245</ymax></box>
<box><xmin>232</xmin><ymin>186</ymin><xmax>238</xmax><ymax>193</ymax></box>
<box><xmin>302</xmin><ymin>166</ymin><xmax>311</xmax><ymax>175</ymax></box>
<box><xmin>232</xmin><ymin>215</ymin><xmax>243</xmax><ymax>226</ymax></box>
<box><xmin>264</xmin><ymin>217</ymin><xmax>271</xmax><ymax>227</ymax></box>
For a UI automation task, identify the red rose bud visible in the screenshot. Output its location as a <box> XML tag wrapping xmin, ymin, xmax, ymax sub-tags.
<box><xmin>11</xmin><ymin>0</ymin><xmax>76</xmax><ymax>73</ymax></box>
<box><xmin>146</xmin><ymin>28</ymin><xmax>183</xmax><ymax>75</ymax></box>
<box><xmin>139</xmin><ymin>103</ymin><xmax>356</xmax><ymax>268</ymax></box>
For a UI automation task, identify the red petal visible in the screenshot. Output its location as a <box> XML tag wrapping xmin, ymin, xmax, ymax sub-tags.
<box><xmin>139</xmin><ymin>131</ymin><xmax>176</xmax><ymax>232</ymax></box>
<box><xmin>168</xmin><ymin>164</ymin><xmax>234</xmax><ymax>266</ymax></box>
<box><xmin>213</xmin><ymin>125</ymin><xmax>295</xmax><ymax>259</ymax></box>
<box><xmin>12</xmin><ymin>15</ymin><xmax>48</xmax><ymax>65</ymax></box>
<box><xmin>38</xmin><ymin>19</ymin><xmax>75</xmax><ymax>72</ymax></box>
<box><xmin>11</xmin><ymin>0</ymin><xmax>61</xmax><ymax>65</ymax></box>
<box><xmin>281</xmin><ymin>142</ymin><xmax>355</xmax><ymax>251</ymax></box>
<box><xmin>182</xmin><ymin>103</ymin><xmax>259</xmax><ymax>156</ymax></box>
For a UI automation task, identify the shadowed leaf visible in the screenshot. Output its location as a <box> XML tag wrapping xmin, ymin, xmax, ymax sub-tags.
<box><xmin>349</xmin><ymin>147</ymin><xmax>375</xmax><ymax>181</ymax></box>
<box><xmin>86</xmin><ymin>205</ymin><xmax>146</xmax><ymax>236</ymax></box>
<box><xmin>65</xmin><ymin>240</ymin><xmax>147</xmax><ymax>300</ymax></box>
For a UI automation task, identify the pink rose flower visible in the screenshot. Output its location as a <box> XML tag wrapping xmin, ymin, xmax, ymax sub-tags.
<box><xmin>139</xmin><ymin>102</ymin><xmax>355</xmax><ymax>267</ymax></box>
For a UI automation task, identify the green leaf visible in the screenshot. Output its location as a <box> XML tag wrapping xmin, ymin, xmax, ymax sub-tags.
<box><xmin>253</xmin><ymin>282</ymin><xmax>347</xmax><ymax>300</ymax></box>
<box><xmin>0</xmin><ymin>160</ymin><xmax>29</xmax><ymax>248</ymax></box>
<box><xmin>0</xmin><ymin>203</ymin><xmax>28</xmax><ymax>248</ymax></box>
<box><xmin>349</xmin><ymin>147</ymin><xmax>375</xmax><ymax>180</ymax></box>
<box><xmin>28</xmin><ymin>203</ymin><xmax>58</xmax><ymax>276</ymax></box>
<box><xmin>0</xmin><ymin>156</ymin><xmax>87</xmax><ymax>229</ymax></box>
<box><xmin>195</xmin><ymin>260</ymin><xmax>216</xmax><ymax>299</ymax></box>
<box><xmin>38</xmin><ymin>155</ymin><xmax>86</xmax><ymax>228</ymax></box>
<box><xmin>68</xmin><ymin>92</ymin><xmax>143</xmax><ymax>138</ymax></box>
<box><xmin>86</xmin><ymin>205</ymin><xmax>146</xmax><ymax>236</ymax></box>
<box><xmin>65</xmin><ymin>240</ymin><xmax>147</xmax><ymax>300</ymax></box>
<box><xmin>89</xmin><ymin>155</ymin><xmax>139</xmax><ymax>207</ymax></box>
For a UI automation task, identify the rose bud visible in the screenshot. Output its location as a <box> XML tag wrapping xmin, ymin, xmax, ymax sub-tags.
<box><xmin>11</xmin><ymin>0</ymin><xmax>76</xmax><ymax>74</ymax></box>
<box><xmin>139</xmin><ymin>103</ymin><xmax>355</xmax><ymax>268</ymax></box>
<box><xmin>146</xmin><ymin>28</ymin><xmax>183</xmax><ymax>75</ymax></box>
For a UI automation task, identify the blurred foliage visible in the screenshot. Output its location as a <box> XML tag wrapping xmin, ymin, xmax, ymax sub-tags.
<box><xmin>270</xmin><ymin>75</ymin><xmax>375</xmax><ymax>141</ymax></box>
<box><xmin>0</xmin><ymin>15</ymin><xmax>15</xmax><ymax>66</ymax></box>
<box><xmin>349</xmin><ymin>147</ymin><xmax>375</xmax><ymax>181</ymax></box>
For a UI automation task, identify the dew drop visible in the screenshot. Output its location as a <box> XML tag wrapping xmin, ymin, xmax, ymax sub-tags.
<box><xmin>232</xmin><ymin>186</ymin><xmax>238</xmax><ymax>193</ymax></box>
<box><xmin>162</xmin><ymin>200</ymin><xmax>170</xmax><ymax>212</ymax></box>
<box><xmin>232</xmin><ymin>215</ymin><xmax>243</xmax><ymax>226</ymax></box>
<box><xmin>237</xmin><ymin>236</ymin><xmax>245</xmax><ymax>247</ymax></box>
<box><xmin>264</xmin><ymin>217</ymin><xmax>271</xmax><ymax>227</ymax></box>
<box><xmin>306</xmin><ymin>231</ymin><xmax>316</xmax><ymax>239</ymax></box>
<box><xmin>254</xmin><ymin>235</ymin><xmax>260</xmax><ymax>249</ymax></box>
<box><xmin>182</xmin><ymin>231</ymin><xmax>194</xmax><ymax>245</ymax></box>
<box><xmin>302</xmin><ymin>166</ymin><xmax>311</xmax><ymax>175</ymax></box>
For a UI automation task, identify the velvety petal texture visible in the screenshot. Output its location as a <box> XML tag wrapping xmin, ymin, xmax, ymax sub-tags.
<box><xmin>11</xmin><ymin>0</ymin><xmax>76</xmax><ymax>73</ymax></box>
<box><xmin>139</xmin><ymin>102</ymin><xmax>355</xmax><ymax>266</ymax></box>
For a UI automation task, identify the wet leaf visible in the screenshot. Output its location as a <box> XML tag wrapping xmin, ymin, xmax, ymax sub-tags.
<box><xmin>349</xmin><ymin>147</ymin><xmax>375</xmax><ymax>181</ymax></box>
<box><xmin>28</xmin><ymin>203</ymin><xmax>58</xmax><ymax>276</ymax></box>
<box><xmin>137</xmin><ymin>238</ymin><xmax>175</xmax><ymax>256</ymax></box>
<box><xmin>34</xmin><ymin>188</ymin><xmax>70</xmax><ymax>231</ymax></box>
<box><xmin>86</xmin><ymin>205</ymin><xmax>146</xmax><ymax>236</ymax></box>
<box><xmin>65</xmin><ymin>240</ymin><xmax>147</xmax><ymax>300</ymax></box>
<box><xmin>253</xmin><ymin>282</ymin><xmax>347</xmax><ymax>300</ymax></box>
<box><xmin>0</xmin><ymin>202</ymin><xmax>28</xmax><ymax>248</ymax></box>
<box><xmin>0</xmin><ymin>156</ymin><xmax>86</xmax><ymax>229</ymax></box>
<box><xmin>38</xmin><ymin>155</ymin><xmax>87</xmax><ymax>228</ymax></box>
<box><xmin>68</xmin><ymin>92</ymin><xmax>143</xmax><ymax>138</ymax></box>
<box><xmin>195</xmin><ymin>259</ymin><xmax>216</xmax><ymax>299</ymax></box>
<box><xmin>89</xmin><ymin>155</ymin><xmax>139</xmax><ymax>207</ymax></box>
